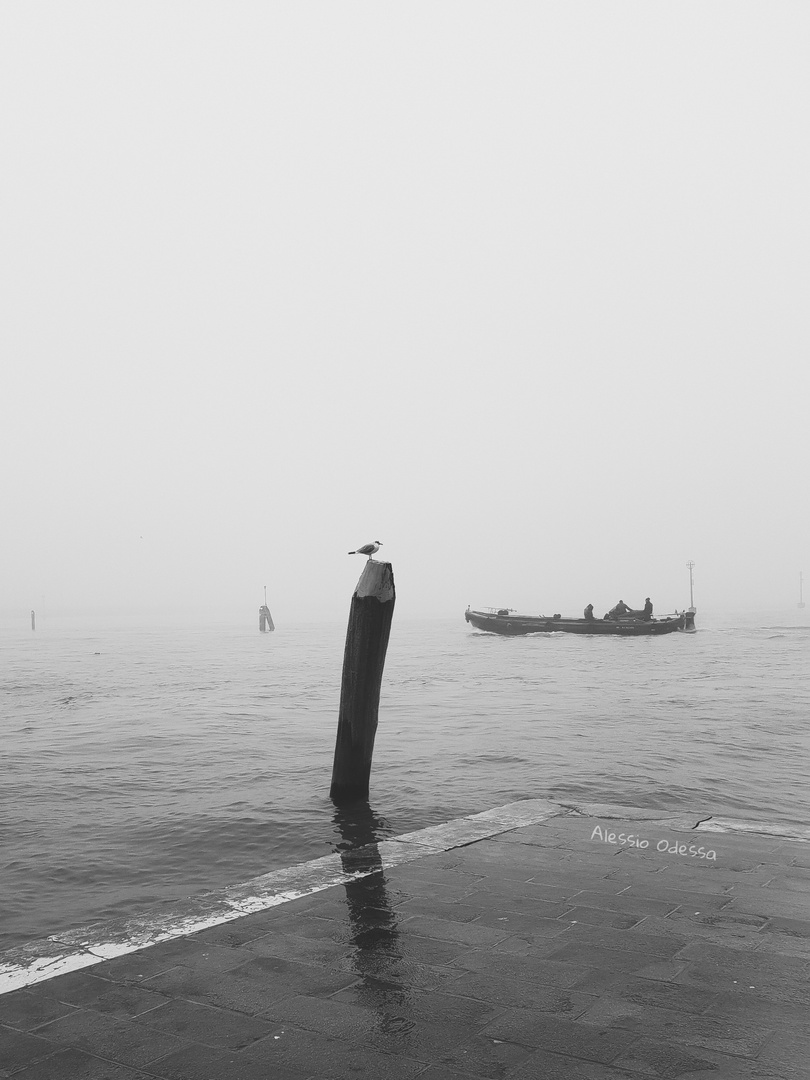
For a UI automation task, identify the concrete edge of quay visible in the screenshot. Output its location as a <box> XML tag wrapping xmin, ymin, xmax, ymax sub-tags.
<box><xmin>2</xmin><ymin>799</ymin><xmax>808</xmax><ymax>997</ymax></box>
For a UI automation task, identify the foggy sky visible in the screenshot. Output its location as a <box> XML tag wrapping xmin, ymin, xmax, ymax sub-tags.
<box><xmin>3</xmin><ymin>3</ymin><xmax>808</xmax><ymax>623</ymax></box>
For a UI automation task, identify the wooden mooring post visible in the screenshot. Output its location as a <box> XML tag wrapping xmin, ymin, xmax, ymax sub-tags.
<box><xmin>330</xmin><ymin>559</ymin><xmax>395</xmax><ymax>803</ymax></box>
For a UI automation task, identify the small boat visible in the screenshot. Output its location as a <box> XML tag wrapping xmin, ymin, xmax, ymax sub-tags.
<box><xmin>465</xmin><ymin>607</ymin><xmax>696</xmax><ymax>636</ymax></box>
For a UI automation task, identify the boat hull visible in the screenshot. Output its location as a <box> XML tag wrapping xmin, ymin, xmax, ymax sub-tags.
<box><xmin>464</xmin><ymin>608</ymin><xmax>695</xmax><ymax>636</ymax></box>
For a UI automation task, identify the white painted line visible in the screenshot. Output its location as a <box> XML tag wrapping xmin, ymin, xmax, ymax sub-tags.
<box><xmin>0</xmin><ymin>952</ymin><xmax>102</xmax><ymax>994</ymax></box>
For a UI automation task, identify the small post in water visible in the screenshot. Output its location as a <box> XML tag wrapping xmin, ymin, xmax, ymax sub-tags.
<box><xmin>330</xmin><ymin>559</ymin><xmax>395</xmax><ymax>803</ymax></box>
<box><xmin>31</xmin><ymin>610</ymin><xmax>36</xmax><ymax>631</ymax></box>
<box><xmin>259</xmin><ymin>586</ymin><xmax>275</xmax><ymax>632</ymax></box>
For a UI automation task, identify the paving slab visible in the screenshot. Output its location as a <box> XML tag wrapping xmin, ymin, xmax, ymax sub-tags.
<box><xmin>2</xmin><ymin>800</ymin><xmax>809</xmax><ymax>1078</ymax></box>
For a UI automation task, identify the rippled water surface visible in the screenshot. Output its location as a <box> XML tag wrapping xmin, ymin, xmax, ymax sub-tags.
<box><xmin>2</xmin><ymin>611</ymin><xmax>809</xmax><ymax>948</ymax></box>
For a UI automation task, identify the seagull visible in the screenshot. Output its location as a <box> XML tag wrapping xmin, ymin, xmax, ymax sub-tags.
<box><xmin>348</xmin><ymin>540</ymin><xmax>382</xmax><ymax>559</ymax></box>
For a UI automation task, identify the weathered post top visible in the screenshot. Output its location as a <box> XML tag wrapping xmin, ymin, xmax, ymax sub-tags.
<box><xmin>330</xmin><ymin>559</ymin><xmax>395</xmax><ymax>804</ymax></box>
<box><xmin>354</xmin><ymin>559</ymin><xmax>395</xmax><ymax>602</ymax></box>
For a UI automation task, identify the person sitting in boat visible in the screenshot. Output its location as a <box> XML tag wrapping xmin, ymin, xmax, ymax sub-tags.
<box><xmin>642</xmin><ymin>597</ymin><xmax>653</xmax><ymax>620</ymax></box>
<box><xmin>583</xmin><ymin>603</ymin><xmax>595</xmax><ymax>620</ymax></box>
<box><xmin>608</xmin><ymin>600</ymin><xmax>631</xmax><ymax>619</ymax></box>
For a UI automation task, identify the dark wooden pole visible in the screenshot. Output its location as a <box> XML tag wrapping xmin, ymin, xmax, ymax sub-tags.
<box><xmin>330</xmin><ymin>559</ymin><xmax>395</xmax><ymax>803</ymax></box>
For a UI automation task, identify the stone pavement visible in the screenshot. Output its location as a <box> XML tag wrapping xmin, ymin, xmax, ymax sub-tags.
<box><xmin>2</xmin><ymin>800</ymin><xmax>810</xmax><ymax>1079</ymax></box>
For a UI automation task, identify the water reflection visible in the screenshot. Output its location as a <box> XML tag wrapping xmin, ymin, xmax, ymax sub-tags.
<box><xmin>332</xmin><ymin>802</ymin><xmax>415</xmax><ymax>1034</ymax></box>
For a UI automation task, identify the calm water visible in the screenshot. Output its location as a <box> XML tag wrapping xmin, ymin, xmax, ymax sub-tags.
<box><xmin>2</xmin><ymin>611</ymin><xmax>809</xmax><ymax>949</ymax></box>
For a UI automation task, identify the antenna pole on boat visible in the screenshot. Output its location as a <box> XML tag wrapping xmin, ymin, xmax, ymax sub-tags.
<box><xmin>686</xmin><ymin>561</ymin><xmax>696</xmax><ymax>612</ymax></box>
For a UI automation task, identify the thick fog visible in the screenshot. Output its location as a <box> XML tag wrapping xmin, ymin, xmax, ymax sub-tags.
<box><xmin>2</xmin><ymin>3</ymin><xmax>808</xmax><ymax>624</ymax></box>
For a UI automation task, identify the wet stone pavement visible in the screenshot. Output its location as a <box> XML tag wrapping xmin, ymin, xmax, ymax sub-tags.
<box><xmin>2</xmin><ymin>801</ymin><xmax>810</xmax><ymax>1079</ymax></box>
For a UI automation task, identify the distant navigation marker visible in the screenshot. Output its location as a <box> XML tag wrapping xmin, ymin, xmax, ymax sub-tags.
<box><xmin>799</xmin><ymin>571</ymin><xmax>806</xmax><ymax>610</ymax></box>
<box><xmin>31</xmin><ymin>610</ymin><xmax>35</xmax><ymax>630</ymax></box>
<box><xmin>259</xmin><ymin>586</ymin><xmax>275</xmax><ymax>632</ymax></box>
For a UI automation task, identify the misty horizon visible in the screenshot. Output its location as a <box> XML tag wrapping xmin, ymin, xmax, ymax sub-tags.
<box><xmin>3</xmin><ymin>4</ymin><xmax>808</xmax><ymax>624</ymax></box>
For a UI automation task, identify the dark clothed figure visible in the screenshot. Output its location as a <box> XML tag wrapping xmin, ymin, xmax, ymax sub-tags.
<box><xmin>642</xmin><ymin>597</ymin><xmax>653</xmax><ymax>620</ymax></box>
<box><xmin>608</xmin><ymin>600</ymin><xmax>630</xmax><ymax>619</ymax></box>
<box><xmin>584</xmin><ymin>604</ymin><xmax>595</xmax><ymax>620</ymax></box>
